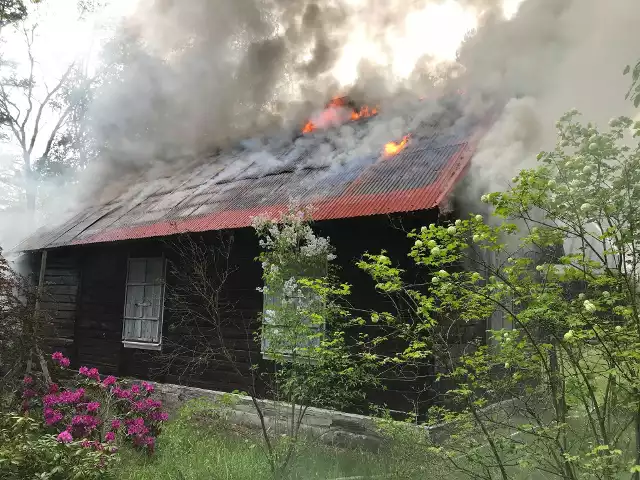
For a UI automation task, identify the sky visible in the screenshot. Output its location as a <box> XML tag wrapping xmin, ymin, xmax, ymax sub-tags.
<box><xmin>0</xmin><ymin>0</ymin><xmax>523</xmax><ymax>204</ymax></box>
<box><xmin>4</xmin><ymin>0</ymin><xmax>523</xmax><ymax>88</ymax></box>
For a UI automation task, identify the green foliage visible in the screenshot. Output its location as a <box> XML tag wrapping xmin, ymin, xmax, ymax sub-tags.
<box><xmin>252</xmin><ymin>208</ymin><xmax>379</xmax><ymax>476</ymax></box>
<box><xmin>0</xmin><ymin>412</ymin><xmax>115</xmax><ymax>480</ymax></box>
<box><xmin>116</xmin><ymin>404</ymin><xmax>427</xmax><ymax>480</ymax></box>
<box><xmin>625</xmin><ymin>61</ymin><xmax>640</xmax><ymax>108</ymax></box>
<box><xmin>358</xmin><ymin>109</ymin><xmax>640</xmax><ymax>479</ymax></box>
<box><xmin>0</xmin><ymin>0</ymin><xmax>28</xmax><ymax>28</ymax></box>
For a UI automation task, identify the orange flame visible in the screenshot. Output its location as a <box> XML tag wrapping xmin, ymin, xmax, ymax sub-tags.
<box><xmin>384</xmin><ymin>135</ymin><xmax>410</xmax><ymax>156</ymax></box>
<box><xmin>301</xmin><ymin>96</ymin><xmax>379</xmax><ymax>134</ymax></box>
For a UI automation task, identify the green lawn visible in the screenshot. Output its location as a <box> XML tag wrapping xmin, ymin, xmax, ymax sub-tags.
<box><xmin>116</xmin><ymin>416</ymin><xmax>442</xmax><ymax>480</ymax></box>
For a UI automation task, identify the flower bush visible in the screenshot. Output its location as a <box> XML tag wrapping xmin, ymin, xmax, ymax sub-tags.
<box><xmin>21</xmin><ymin>352</ymin><xmax>168</xmax><ymax>456</ymax></box>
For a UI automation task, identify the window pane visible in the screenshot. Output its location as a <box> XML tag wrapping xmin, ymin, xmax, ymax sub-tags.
<box><xmin>140</xmin><ymin>319</ymin><xmax>160</xmax><ymax>342</ymax></box>
<box><xmin>145</xmin><ymin>258</ymin><xmax>164</xmax><ymax>284</ymax></box>
<box><xmin>123</xmin><ymin>317</ymin><xmax>142</xmax><ymax>341</ymax></box>
<box><xmin>125</xmin><ymin>285</ymin><xmax>145</xmax><ymax>318</ymax></box>
<box><xmin>128</xmin><ymin>259</ymin><xmax>146</xmax><ymax>283</ymax></box>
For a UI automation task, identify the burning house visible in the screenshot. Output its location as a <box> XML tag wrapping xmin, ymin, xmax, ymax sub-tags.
<box><xmin>15</xmin><ymin>95</ymin><xmax>497</xmax><ymax>413</ymax></box>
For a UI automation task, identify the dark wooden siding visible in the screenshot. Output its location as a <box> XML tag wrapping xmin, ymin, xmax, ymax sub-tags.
<box><xmin>75</xmin><ymin>245</ymin><xmax>128</xmax><ymax>375</ymax></box>
<box><xmin>41</xmin><ymin>208</ymin><xmax>487</xmax><ymax>416</ymax></box>
<box><xmin>40</xmin><ymin>250</ymin><xmax>80</xmax><ymax>361</ymax></box>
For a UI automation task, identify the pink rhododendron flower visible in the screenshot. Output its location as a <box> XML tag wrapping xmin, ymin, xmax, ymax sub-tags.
<box><xmin>112</xmin><ymin>386</ymin><xmax>131</xmax><ymax>399</ymax></box>
<box><xmin>48</xmin><ymin>383</ymin><xmax>59</xmax><ymax>394</ymax></box>
<box><xmin>23</xmin><ymin>376</ymin><xmax>33</xmax><ymax>385</ymax></box>
<box><xmin>141</xmin><ymin>381</ymin><xmax>154</xmax><ymax>393</ymax></box>
<box><xmin>150</xmin><ymin>411</ymin><xmax>169</xmax><ymax>422</ymax></box>
<box><xmin>57</xmin><ymin>431</ymin><xmax>73</xmax><ymax>443</ymax></box>
<box><xmin>86</xmin><ymin>402</ymin><xmax>101</xmax><ymax>412</ymax></box>
<box><xmin>105</xmin><ymin>431</ymin><xmax>116</xmax><ymax>442</ymax></box>
<box><xmin>52</xmin><ymin>352</ymin><xmax>70</xmax><ymax>368</ymax></box>
<box><xmin>111</xmin><ymin>419</ymin><xmax>122</xmax><ymax>430</ymax></box>
<box><xmin>44</xmin><ymin>388</ymin><xmax>85</xmax><ymax>407</ymax></box>
<box><xmin>22</xmin><ymin>388</ymin><xmax>36</xmax><ymax>399</ymax></box>
<box><xmin>130</xmin><ymin>384</ymin><xmax>141</xmax><ymax>395</ymax></box>
<box><xmin>44</xmin><ymin>408</ymin><xmax>63</xmax><ymax>425</ymax></box>
<box><xmin>103</xmin><ymin>375</ymin><xmax>117</xmax><ymax>387</ymax></box>
<box><xmin>126</xmin><ymin>417</ymin><xmax>149</xmax><ymax>436</ymax></box>
<box><xmin>145</xmin><ymin>436</ymin><xmax>156</xmax><ymax>452</ymax></box>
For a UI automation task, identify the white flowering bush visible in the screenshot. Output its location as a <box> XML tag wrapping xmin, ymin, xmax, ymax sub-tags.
<box><xmin>251</xmin><ymin>208</ymin><xmax>378</xmax><ymax>477</ymax></box>
<box><xmin>357</xmin><ymin>110</ymin><xmax>640</xmax><ymax>479</ymax></box>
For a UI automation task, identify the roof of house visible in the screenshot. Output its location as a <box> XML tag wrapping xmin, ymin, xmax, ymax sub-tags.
<box><xmin>17</xmin><ymin>105</ymin><xmax>491</xmax><ymax>252</ymax></box>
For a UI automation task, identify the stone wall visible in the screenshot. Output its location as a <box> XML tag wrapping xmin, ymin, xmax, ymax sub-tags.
<box><xmin>156</xmin><ymin>383</ymin><xmax>386</xmax><ymax>450</ymax></box>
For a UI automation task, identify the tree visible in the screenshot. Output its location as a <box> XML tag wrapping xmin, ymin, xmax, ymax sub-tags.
<box><xmin>158</xmin><ymin>210</ymin><xmax>377</xmax><ymax>478</ymax></box>
<box><xmin>0</xmin><ymin>17</ymin><xmax>93</xmax><ymax>223</ymax></box>
<box><xmin>359</xmin><ymin>109</ymin><xmax>640</xmax><ymax>479</ymax></box>
<box><xmin>0</xmin><ymin>1</ymin><xmax>28</xmax><ymax>30</ymax></box>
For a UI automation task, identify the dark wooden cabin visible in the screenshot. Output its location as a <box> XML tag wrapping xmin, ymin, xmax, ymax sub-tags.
<box><xmin>15</xmin><ymin>112</ymin><xmax>494</xmax><ymax>415</ymax></box>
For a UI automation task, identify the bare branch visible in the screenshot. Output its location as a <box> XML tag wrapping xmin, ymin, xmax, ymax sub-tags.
<box><xmin>39</xmin><ymin>102</ymin><xmax>74</xmax><ymax>164</ymax></box>
<box><xmin>19</xmin><ymin>24</ymin><xmax>36</xmax><ymax>140</ymax></box>
<box><xmin>27</xmin><ymin>61</ymin><xmax>75</xmax><ymax>156</ymax></box>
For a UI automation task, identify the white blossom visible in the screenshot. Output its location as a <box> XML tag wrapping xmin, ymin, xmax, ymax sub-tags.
<box><xmin>455</xmin><ymin>219</ymin><xmax>462</xmax><ymax>226</ymax></box>
<box><xmin>421</xmin><ymin>226</ymin><xmax>428</xmax><ymax>234</ymax></box>
<box><xmin>430</xmin><ymin>246</ymin><xmax>441</xmax><ymax>255</ymax></box>
<box><xmin>583</xmin><ymin>300</ymin><xmax>596</xmax><ymax>313</ymax></box>
<box><xmin>447</xmin><ymin>226</ymin><xmax>457</xmax><ymax>235</ymax></box>
<box><xmin>475</xmin><ymin>215</ymin><xmax>483</xmax><ymax>222</ymax></box>
<box><xmin>564</xmin><ymin>330</ymin><xmax>574</xmax><ymax>341</ymax></box>
<box><xmin>415</xmin><ymin>240</ymin><xmax>423</xmax><ymax>248</ymax></box>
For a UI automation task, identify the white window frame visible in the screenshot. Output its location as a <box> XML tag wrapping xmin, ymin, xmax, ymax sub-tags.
<box><xmin>261</xmin><ymin>259</ymin><xmax>328</xmax><ymax>361</ymax></box>
<box><xmin>122</xmin><ymin>255</ymin><xmax>167</xmax><ymax>351</ymax></box>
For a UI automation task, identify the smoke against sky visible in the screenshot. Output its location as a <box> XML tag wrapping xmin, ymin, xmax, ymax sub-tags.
<box><xmin>3</xmin><ymin>0</ymin><xmax>640</xmax><ymax>250</ymax></box>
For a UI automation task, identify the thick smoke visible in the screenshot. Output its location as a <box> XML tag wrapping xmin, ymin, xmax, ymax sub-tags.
<box><xmin>457</xmin><ymin>0</ymin><xmax>640</xmax><ymax>201</ymax></box>
<box><xmin>14</xmin><ymin>0</ymin><xmax>640</xmax><ymax>247</ymax></box>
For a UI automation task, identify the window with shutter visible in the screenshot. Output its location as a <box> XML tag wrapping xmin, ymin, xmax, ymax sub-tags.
<box><xmin>122</xmin><ymin>257</ymin><xmax>166</xmax><ymax>350</ymax></box>
<box><xmin>261</xmin><ymin>259</ymin><xmax>327</xmax><ymax>360</ymax></box>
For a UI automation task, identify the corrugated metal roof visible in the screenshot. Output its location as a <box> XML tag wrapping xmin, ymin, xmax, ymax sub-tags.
<box><xmin>17</xmin><ymin>114</ymin><xmax>489</xmax><ymax>251</ymax></box>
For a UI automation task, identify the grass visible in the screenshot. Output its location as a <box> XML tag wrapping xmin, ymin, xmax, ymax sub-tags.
<box><xmin>116</xmin><ymin>415</ymin><xmax>439</xmax><ymax>480</ymax></box>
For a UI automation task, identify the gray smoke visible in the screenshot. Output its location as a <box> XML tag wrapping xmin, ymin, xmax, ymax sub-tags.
<box><xmin>26</xmin><ymin>0</ymin><xmax>640</xmax><ymax>240</ymax></box>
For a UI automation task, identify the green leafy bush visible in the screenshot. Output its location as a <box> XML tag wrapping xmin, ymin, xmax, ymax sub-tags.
<box><xmin>0</xmin><ymin>413</ymin><xmax>116</xmax><ymax>480</ymax></box>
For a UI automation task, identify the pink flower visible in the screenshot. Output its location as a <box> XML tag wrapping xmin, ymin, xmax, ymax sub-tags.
<box><xmin>105</xmin><ymin>431</ymin><xmax>116</xmax><ymax>442</ymax></box>
<box><xmin>48</xmin><ymin>383</ymin><xmax>59</xmax><ymax>394</ymax></box>
<box><xmin>110</xmin><ymin>419</ymin><xmax>122</xmax><ymax>430</ymax></box>
<box><xmin>150</xmin><ymin>411</ymin><xmax>169</xmax><ymax>422</ymax></box>
<box><xmin>86</xmin><ymin>402</ymin><xmax>101</xmax><ymax>412</ymax></box>
<box><xmin>103</xmin><ymin>376</ymin><xmax>117</xmax><ymax>387</ymax></box>
<box><xmin>22</xmin><ymin>388</ymin><xmax>36</xmax><ymax>399</ymax></box>
<box><xmin>144</xmin><ymin>436</ymin><xmax>155</xmax><ymax>450</ymax></box>
<box><xmin>57</xmin><ymin>431</ymin><xmax>73</xmax><ymax>443</ymax></box>
<box><xmin>126</xmin><ymin>417</ymin><xmax>149</xmax><ymax>436</ymax></box>
<box><xmin>130</xmin><ymin>384</ymin><xmax>141</xmax><ymax>395</ymax></box>
<box><xmin>112</xmin><ymin>386</ymin><xmax>131</xmax><ymax>399</ymax></box>
<box><xmin>23</xmin><ymin>376</ymin><xmax>33</xmax><ymax>385</ymax></box>
<box><xmin>52</xmin><ymin>352</ymin><xmax>70</xmax><ymax>368</ymax></box>
<box><xmin>44</xmin><ymin>408</ymin><xmax>63</xmax><ymax>425</ymax></box>
<box><xmin>141</xmin><ymin>381</ymin><xmax>154</xmax><ymax>393</ymax></box>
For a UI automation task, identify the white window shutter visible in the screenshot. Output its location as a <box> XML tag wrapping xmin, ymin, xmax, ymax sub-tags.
<box><xmin>123</xmin><ymin>257</ymin><xmax>165</xmax><ymax>348</ymax></box>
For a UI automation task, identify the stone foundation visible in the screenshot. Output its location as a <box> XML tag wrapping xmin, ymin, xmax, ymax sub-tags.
<box><xmin>156</xmin><ymin>383</ymin><xmax>386</xmax><ymax>449</ymax></box>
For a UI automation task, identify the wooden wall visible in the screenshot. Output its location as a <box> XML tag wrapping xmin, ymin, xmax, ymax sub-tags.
<box><xmin>40</xmin><ymin>250</ymin><xmax>80</xmax><ymax>361</ymax></box>
<box><xmin>38</xmin><ymin>209</ymin><xmax>487</xmax><ymax>417</ymax></box>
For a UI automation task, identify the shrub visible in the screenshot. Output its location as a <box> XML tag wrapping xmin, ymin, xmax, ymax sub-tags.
<box><xmin>0</xmin><ymin>412</ymin><xmax>115</xmax><ymax>480</ymax></box>
<box><xmin>22</xmin><ymin>352</ymin><xmax>168</xmax><ymax>454</ymax></box>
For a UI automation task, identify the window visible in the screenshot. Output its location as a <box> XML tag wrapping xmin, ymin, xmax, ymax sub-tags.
<box><xmin>261</xmin><ymin>260</ymin><xmax>327</xmax><ymax>360</ymax></box>
<box><xmin>122</xmin><ymin>257</ymin><xmax>166</xmax><ymax>350</ymax></box>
